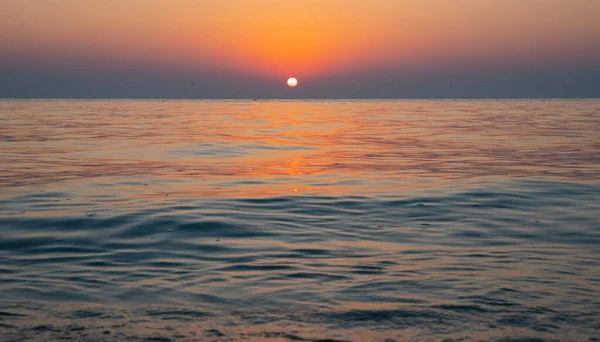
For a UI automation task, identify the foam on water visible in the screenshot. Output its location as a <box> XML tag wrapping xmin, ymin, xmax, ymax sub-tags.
<box><xmin>0</xmin><ymin>100</ymin><xmax>599</xmax><ymax>341</ymax></box>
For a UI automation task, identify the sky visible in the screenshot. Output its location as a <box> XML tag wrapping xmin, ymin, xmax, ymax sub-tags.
<box><xmin>1</xmin><ymin>0</ymin><xmax>600</xmax><ymax>98</ymax></box>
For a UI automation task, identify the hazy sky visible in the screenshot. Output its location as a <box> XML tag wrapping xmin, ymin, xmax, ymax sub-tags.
<box><xmin>1</xmin><ymin>0</ymin><xmax>599</xmax><ymax>98</ymax></box>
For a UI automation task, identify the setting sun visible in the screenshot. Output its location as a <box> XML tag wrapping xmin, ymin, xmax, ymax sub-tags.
<box><xmin>287</xmin><ymin>77</ymin><xmax>298</xmax><ymax>88</ymax></box>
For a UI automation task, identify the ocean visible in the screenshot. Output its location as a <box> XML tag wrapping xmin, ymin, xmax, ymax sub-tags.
<box><xmin>0</xmin><ymin>99</ymin><xmax>599</xmax><ymax>341</ymax></box>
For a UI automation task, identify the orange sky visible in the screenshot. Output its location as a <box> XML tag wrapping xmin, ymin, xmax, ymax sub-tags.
<box><xmin>3</xmin><ymin>0</ymin><xmax>600</xmax><ymax>78</ymax></box>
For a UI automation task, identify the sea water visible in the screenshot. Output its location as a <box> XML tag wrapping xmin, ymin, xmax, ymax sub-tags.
<box><xmin>0</xmin><ymin>99</ymin><xmax>599</xmax><ymax>341</ymax></box>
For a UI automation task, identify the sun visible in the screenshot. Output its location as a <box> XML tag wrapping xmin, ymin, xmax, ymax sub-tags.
<box><xmin>287</xmin><ymin>77</ymin><xmax>298</xmax><ymax>88</ymax></box>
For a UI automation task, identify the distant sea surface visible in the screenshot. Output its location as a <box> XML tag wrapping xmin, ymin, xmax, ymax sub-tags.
<box><xmin>1</xmin><ymin>99</ymin><xmax>599</xmax><ymax>342</ymax></box>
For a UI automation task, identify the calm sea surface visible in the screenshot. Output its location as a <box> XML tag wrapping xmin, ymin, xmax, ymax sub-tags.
<box><xmin>1</xmin><ymin>99</ymin><xmax>599</xmax><ymax>342</ymax></box>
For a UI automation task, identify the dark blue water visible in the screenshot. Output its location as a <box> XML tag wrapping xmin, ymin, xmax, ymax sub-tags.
<box><xmin>1</xmin><ymin>100</ymin><xmax>599</xmax><ymax>341</ymax></box>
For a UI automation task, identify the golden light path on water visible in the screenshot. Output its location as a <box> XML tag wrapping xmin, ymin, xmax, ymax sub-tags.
<box><xmin>1</xmin><ymin>100</ymin><xmax>598</xmax><ymax>196</ymax></box>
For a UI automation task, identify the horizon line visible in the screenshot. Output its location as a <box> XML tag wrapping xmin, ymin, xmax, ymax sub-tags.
<box><xmin>1</xmin><ymin>97</ymin><xmax>599</xmax><ymax>101</ymax></box>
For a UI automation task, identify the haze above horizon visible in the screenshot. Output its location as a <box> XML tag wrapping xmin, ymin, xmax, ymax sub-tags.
<box><xmin>1</xmin><ymin>0</ymin><xmax>600</xmax><ymax>98</ymax></box>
